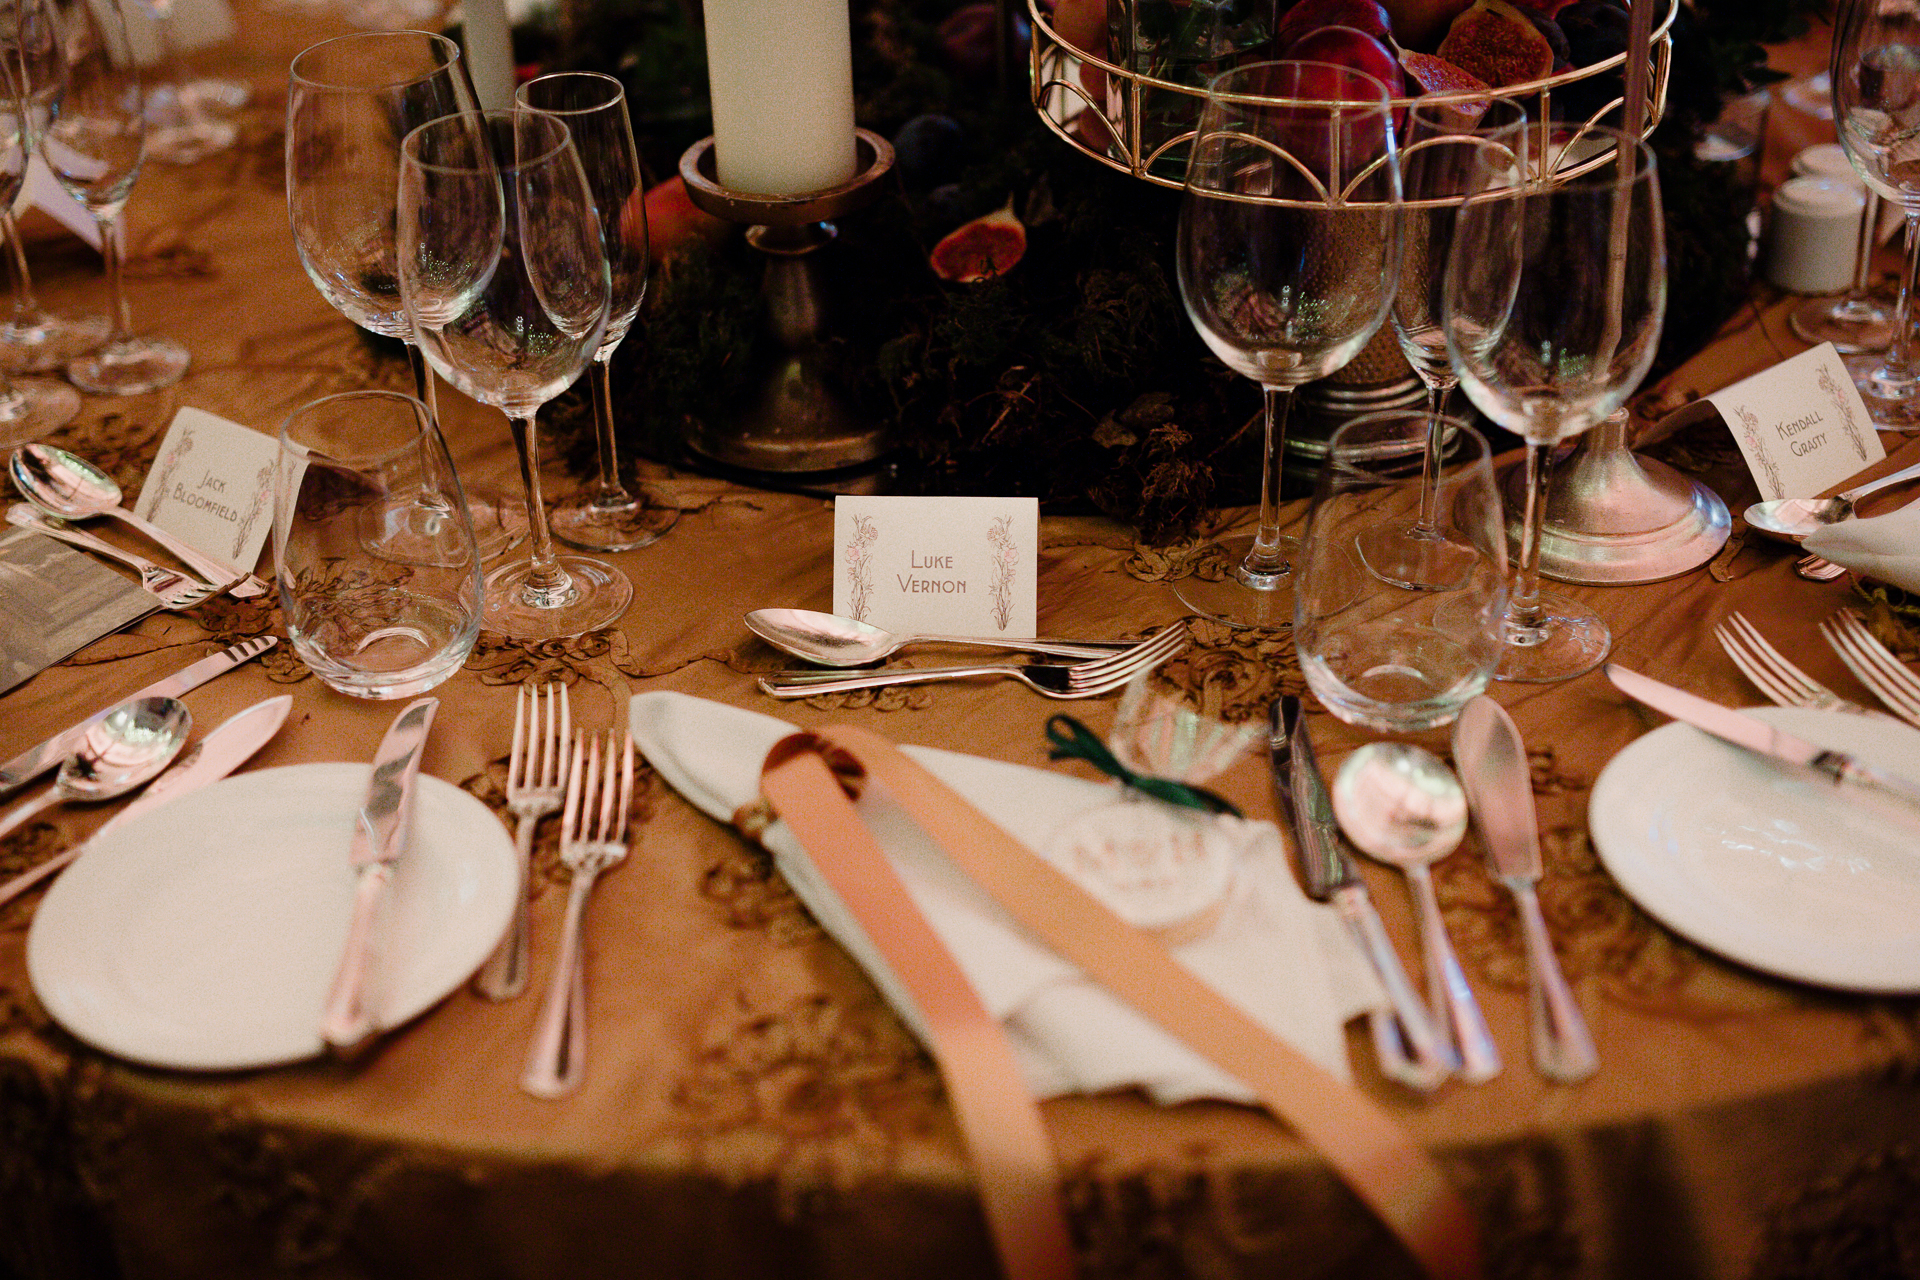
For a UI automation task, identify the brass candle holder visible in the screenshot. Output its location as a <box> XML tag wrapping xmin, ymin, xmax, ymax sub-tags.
<box><xmin>677</xmin><ymin>129</ymin><xmax>895</xmax><ymax>475</ymax></box>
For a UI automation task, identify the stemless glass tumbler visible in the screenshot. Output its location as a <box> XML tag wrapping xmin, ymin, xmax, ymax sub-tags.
<box><xmin>275</xmin><ymin>390</ymin><xmax>483</xmax><ymax>699</ymax></box>
<box><xmin>1295</xmin><ymin>411</ymin><xmax>1507</xmax><ymax>733</ymax></box>
<box><xmin>398</xmin><ymin>109</ymin><xmax>625</xmax><ymax>642</ymax></box>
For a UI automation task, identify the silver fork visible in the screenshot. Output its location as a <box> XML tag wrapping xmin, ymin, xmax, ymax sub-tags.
<box><xmin>522</xmin><ymin>727</ymin><xmax>634</xmax><ymax>1099</ymax></box>
<box><xmin>8</xmin><ymin>506</ymin><xmax>223</xmax><ymax>610</ymax></box>
<box><xmin>757</xmin><ymin>622</ymin><xmax>1189</xmax><ymax>700</ymax></box>
<box><xmin>474</xmin><ymin>682</ymin><xmax>570</xmax><ymax>1000</ymax></box>
<box><xmin>1714</xmin><ymin>611</ymin><xmax>1877</xmax><ymax>716</ymax></box>
<box><xmin>1820</xmin><ymin>609</ymin><xmax>1920</xmax><ymax>730</ymax></box>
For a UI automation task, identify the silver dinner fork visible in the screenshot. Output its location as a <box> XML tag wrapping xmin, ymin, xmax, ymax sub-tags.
<box><xmin>756</xmin><ymin>621</ymin><xmax>1189</xmax><ymax>700</ymax></box>
<box><xmin>522</xmin><ymin>727</ymin><xmax>634</xmax><ymax>1099</ymax></box>
<box><xmin>8</xmin><ymin>505</ymin><xmax>224</xmax><ymax>611</ymax></box>
<box><xmin>474</xmin><ymin>682</ymin><xmax>570</xmax><ymax>1000</ymax></box>
<box><xmin>1713</xmin><ymin>611</ymin><xmax>1878</xmax><ymax>716</ymax></box>
<box><xmin>1819</xmin><ymin>609</ymin><xmax>1920</xmax><ymax>730</ymax></box>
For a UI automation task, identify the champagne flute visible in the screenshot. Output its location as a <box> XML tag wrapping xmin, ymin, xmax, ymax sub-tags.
<box><xmin>398</xmin><ymin>108</ymin><xmax>628</xmax><ymax>641</ymax></box>
<box><xmin>0</xmin><ymin>24</ymin><xmax>76</xmax><ymax>442</ymax></box>
<box><xmin>39</xmin><ymin>0</ymin><xmax>188</xmax><ymax>395</ymax></box>
<box><xmin>286</xmin><ymin>30</ymin><xmax>523</xmax><ymax>559</ymax></box>
<box><xmin>1174</xmin><ymin>60</ymin><xmax>1403</xmax><ymax>629</ymax></box>
<box><xmin>1445</xmin><ymin>128</ymin><xmax>1665</xmax><ymax>683</ymax></box>
<box><xmin>0</xmin><ymin>0</ymin><xmax>106</xmax><ymax>373</ymax></box>
<box><xmin>1367</xmin><ymin>94</ymin><xmax>1527</xmax><ymax>591</ymax></box>
<box><xmin>516</xmin><ymin>71</ymin><xmax>678</xmax><ymax>552</ymax></box>
<box><xmin>1832</xmin><ymin>0</ymin><xmax>1920</xmax><ymax>429</ymax></box>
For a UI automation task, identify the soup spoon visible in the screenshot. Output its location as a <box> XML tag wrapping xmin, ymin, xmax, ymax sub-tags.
<box><xmin>745</xmin><ymin>607</ymin><xmax>1130</xmax><ymax>666</ymax></box>
<box><xmin>9</xmin><ymin>443</ymin><xmax>266</xmax><ymax>597</ymax></box>
<box><xmin>1744</xmin><ymin>458</ymin><xmax>1920</xmax><ymax>542</ymax></box>
<box><xmin>1332</xmin><ymin>741</ymin><xmax>1502</xmax><ymax>1083</ymax></box>
<box><xmin>0</xmin><ymin>696</ymin><xmax>191</xmax><ymax>842</ymax></box>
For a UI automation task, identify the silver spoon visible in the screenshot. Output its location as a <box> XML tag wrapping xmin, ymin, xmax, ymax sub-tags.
<box><xmin>0</xmin><ymin>696</ymin><xmax>192</xmax><ymax>842</ymax></box>
<box><xmin>745</xmin><ymin>607</ymin><xmax>1130</xmax><ymax>666</ymax></box>
<box><xmin>9</xmin><ymin>443</ymin><xmax>266</xmax><ymax>597</ymax></box>
<box><xmin>1743</xmin><ymin>458</ymin><xmax>1920</xmax><ymax>542</ymax></box>
<box><xmin>1332</xmin><ymin>741</ymin><xmax>1502</xmax><ymax>1084</ymax></box>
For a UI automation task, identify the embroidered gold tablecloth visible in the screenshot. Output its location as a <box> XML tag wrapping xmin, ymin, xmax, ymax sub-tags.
<box><xmin>0</xmin><ymin>10</ymin><xmax>1916</xmax><ymax>1280</ymax></box>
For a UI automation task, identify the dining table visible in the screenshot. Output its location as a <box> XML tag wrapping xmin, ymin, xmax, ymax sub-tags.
<box><xmin>1</xmin><ymin>6</ymin><xmax>1917</xmax><ymax>1279</ymax></box>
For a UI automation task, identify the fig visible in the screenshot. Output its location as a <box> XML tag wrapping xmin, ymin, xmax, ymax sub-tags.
<box><xmin>1379</xmin><ymin>0</ymin><xmax>1474</xmax><ymax>50</ymax></box>
<box><xmin>1050</xmin><ymin>0</ymin><xmax>1109</xmax><ymax>108</ymax></box>
<box><xmin>1437</xmin><ymin>0</ymin><xmax>1556</xmax><ymax>87</ymax></box>
<box><xmin>893</xmin><ymin>114</ymin><xmax>964</xmax><ymax>188</ymax></box>
<box><xmin>1272</xmin><ymin>0</ymin><xmax>1393</xmax><ymax>51</ymax></box>
<box><xmin>931</xmin><ymin>201</ymin><xmax>1025</xmax><ymax>283</ymax></box>
<box><xmin>1557</xmin><ymin>0</ymin><xmax>1629</xmax><ymax>66</ymax></box>
<box><xmin>1285</xmin><ymin>26</ymin><xmax>1407</xmax><ymax>98</ymax></box>
<box><xmin>1398</xmin><ymin>48</ymin><xmax>1492</xmax><ymax>96</ymax></box>
<box><xmin>939</xmin><ymin>3</ymin><xmax>1029</xmax><ymax>80</ymax></box>
<box><xmin>1526</xmin><ymin>11</ymin><xmax>1571</xmax><ymax>70</ymax></box>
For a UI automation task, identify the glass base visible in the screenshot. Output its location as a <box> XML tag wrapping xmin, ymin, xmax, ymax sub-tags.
<box><xmin>550</xmin><ymin>487</ymin><xmax>680</xmax><ymax>552</ymax></box>
<box><xmin>1790</xmin><ymin>295</ymin><xmax>1894</xmax><ymax>354</ymax></box>
<box><xmin>1842</xmin><ymin>350</ymin><xmax>1920</xmax><ymax>431</ymax></box>
<box><xmin>0</xmin><ymin>377</ymin><xmax>80</xmax><ymax>447</ymax></box>
<box><xmin>1170</xmin><ymin>532</ymin><xmax>1298</xmax><ymax>629</ymax></box>
<box><xmin>0</xmin><ymin>309</ymin><xmax>110</xmax><ymax>374</ymax></box>
<box><xmin>1354</xmin><ymin>524</ymin><xmax>1478</xmax><ymax>592</ymax></box>
<box><xmin>483</xmin><ymin>554</ymin><xmax>633</xmax><ymax>641</ymax></box>
<box><xmin>145</xmin><ymin>118</ymin><xmax>239</xmax><ymax>165</ymax></box>
<box><xmin>465</xmin><ymin>485</ymin><xmax>529</xmax><ymax>561</ymax></box>
<box><xmin>1493</xmin><ymin>593</ymin><xmax>1611</xmax><ymax>683</ymax></box>
<box><xmin>68</xmin><ymin>334</ymin><xmax>189</xmax><ymax>396</ymax></box>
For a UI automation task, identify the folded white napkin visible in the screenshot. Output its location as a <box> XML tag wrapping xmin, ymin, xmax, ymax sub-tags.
<box><xmin>631</xmin><ymin>691</ymin><xmax>1384</xmax><ymax>1104</ymax></box>
<box><xmin>1803</xmin><ymin>502</ymin><xmax>1920</xmax><ymax>593</ymax></box>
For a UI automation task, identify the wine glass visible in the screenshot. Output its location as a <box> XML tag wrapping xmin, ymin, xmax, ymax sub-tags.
<box><xmin>1173</xmin><ymin>60</ymin><xmax>1403</xmax><ymax>629</ymax></box>
<box><xmin>1832</xmin><ymin>0</ymin><xmax>1920</xmax><ymax>429</ymax></box>
<box><xmin>516</xmin><ymin>71</ymin><xmax>678</xmax><ymax>552</ymax></box>
<box><xmin>0</xmin><ymin>0</ymin><xmax>106</xmax><ymax>374</ymax></box>
<box><xmin>398</xmin><ymin>108</ymin><xmax>628</xmax><ymax>641</ymax></box>
<box><xmin>286</xmin><ymin>30</ymin><xmax>523</xmax><ymax>559</ymax></box>
<box><xmin>0</xmin><ymin>29</ymin><xmax>76</xmax><ymax>442</ymax></box>
<box><xmin>1367</xmin><ymin>94</ymin><xmax>1527</xmax><ymax>591</ymax></box>
<box><xmin>39</xmin><ymin>0</ymin><xmax>188</xmax><ymax>395</ymax></box>
<box><xmin>1444</xmin><ymin>127</ymin><xmax>1665</xmax><ymax>683</ymax></box>
<box><xmin>1789</xmin><ymin>187</ymin><xmax>1894</xmax><ymax>353</ymax></box>
<box><xmin>135</xmin><ymin>0</ymin><xmax>239</xmax><ymax>165</ymax></box>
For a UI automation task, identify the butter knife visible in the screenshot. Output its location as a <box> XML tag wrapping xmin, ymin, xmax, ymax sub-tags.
<box><xmin>0</xmin><ymin>635</ymin><xmax>279</xmax><ymax>797</ymax></box>
<box><xmin>320</xmin><ymin>696</ymin><xmax>438</xmax><ymax>1051</ymax></box>
<box><xmin>1606</xmin><ymin>663</ymin><xmax>1920</xmax><ymax>820</ymax></box>
<box><xmin>1452</xmin><ymin>696</ymin><xmax>1598</xmax><ymax>1084</ymax></box>
<box><xmin>1270</xmin><ymin>696</ymin><xmax>1455</xmax><ymax>1091</ymax></box>
<box><xmin>0</xmin><ymin>694</ymin><xmax>292</xmax><ymax>909</ymax></box>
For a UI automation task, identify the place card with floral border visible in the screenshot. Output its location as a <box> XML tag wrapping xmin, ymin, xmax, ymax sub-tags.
<box><xmin>132</xmin><ymin>407</ymin><xmax>289</xmax><ymax>576</ymax></box>
<box><xmin>1711</xmin><ymin>342</ymin><xmax>1883</xmax><ymax>500</ymax></box>
<box><xmin>832</xmin><ymin>495</ymin><xmax>1037</xmax><ymax>637</ymax></box>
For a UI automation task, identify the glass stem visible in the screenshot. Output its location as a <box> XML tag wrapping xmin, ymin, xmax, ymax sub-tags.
<box><xmin>1412</xmin><ymin>381</ymin><xmax>1450</xmax><ymax>534</ymax></box>
<box><xmin>96</xmin><ymin>212</ymin><xmax>134</xmax><ymax>347</ymax></box>
<box><xmin>1242</xmin><ymin>384</ymin><xmax>1293</xmax><ymax>577</ymax></box>
<box><xmin>1890</xmin><ymin>208</ymin><xmax>1920</xmax><ymax>378</ymax></box>
<box><xmin>509</xmin><ymin>412</ymin><xmax>571</xmax><ymax>600</ymax></box>
<box><xmin>406</xmin><ymin>342</ymin><xmax>442</xmax><ymax>425</ymax></box>
<box><xmin>1509</xmin><ymin>440</ymin><xmax>1552</xmax><ymax>635</ymax></box>
<box><xmin>1838</xmin><ymin>190</ymin><xmax>1880</xmax><ymax>318</ymax></box>
<box><xmin>587</xmin><ymin>353</ymin><xmax>633</xmax><ymax>504</ymax></box>
<box><xmin>3</xmin><ymin>211</ymin><xmax>40</xmax><ymax>321</ymax></box>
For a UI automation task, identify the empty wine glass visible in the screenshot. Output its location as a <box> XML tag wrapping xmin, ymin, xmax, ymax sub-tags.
<box><xmin>1445</xmin><ymin>128</ymin><xmax>1665</xmax><ymax>682</ymax></box>
<box><xmin>516</xmin><ymin>71</ymin><xmax>678</xmax><ymax>552</ymax></box>
<box><xmin>1174</xmin><ymin>61</ymin><xmax>1403</xmax><ymax>629</ymax></box>
<box><xmin>40</xmin><ymin>0</ymin><xmax>189</xmax><ymax>395</ymax></box>
<box><xmin>0</xmin><ymin>30</ymin><xmax>76</xmax><ymax>441</ymax></box>
<box><xmin>286</xmin><ymin>30</ymin><xmax>524</xmax><ymax>559</ymax></box>
<box><xmin>0</xmin><ymin>0</ymin><xmax>107</xmax><ymax>373</ymax></box>
<box><xmin>398</xmin><ymin>108</ymin><xmax>627</xmax><ymax>641</ymax></box>
<box><xmin>1371</xmin><ymin>94</ymin><xmax>1527</xmax><ymax>590</ymax></box>
<box><xmin>1789</xmin><ymin>185</ymin><xmax>1895</xmax><ymax>353</ymax></box>
<box><xmin>1832</xmin><ymin>0</ymin><xmax>1920</xmax><ymax>429</ymax></box>
<box><xmin>135</xmin><ymin>0</ymin><xmax>239</xmax><ymax>165</ymax></box>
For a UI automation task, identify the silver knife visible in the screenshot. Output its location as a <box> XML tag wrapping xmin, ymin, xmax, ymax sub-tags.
<box><xmin>320</xmin><ymin>696</ymin><xmax>439</xmax><ymax>1051</ymax></box>
<box><xmin>1270</xmin><ymin>696</ymin><xmax>1456</xmax><ymax>1091</ymax></box>
<box><xmin>0</xmin><ymin>635</ymin><xmax>279</xmax><ymax>797</ymax></box>
<box><xmin>1452</xmin><ymin>696</ymin><xmax>1598</xmax><ymax>1084</ymax></box>
<box><xmin>0</xmin><ymin>694</ymin><xmax>293</xmax><ymax>910</ymax></box>
<box><xmin>1605</xmin><ymin>663</ymin><xmax>1920</xmax><ymax>820</ymax></box>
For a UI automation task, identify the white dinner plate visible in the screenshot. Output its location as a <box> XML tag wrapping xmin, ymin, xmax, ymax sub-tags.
<box><xmin>28</xmin><ymin>763</ymin><xmax>518</xmax><ymax>1071</ymax></box>
<box><xmin>1590</xmin><ymin>705</ymin><xmax>1920</xmax><ymax>993</ymax></box>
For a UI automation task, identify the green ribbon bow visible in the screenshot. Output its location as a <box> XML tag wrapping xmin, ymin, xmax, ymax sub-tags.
<box><xmin>1044</xmin><ymin>714</ymin><xmax>1241</xmax><ymax>817</ymax></box>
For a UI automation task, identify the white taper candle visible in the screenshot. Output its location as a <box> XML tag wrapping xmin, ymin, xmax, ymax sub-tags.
<box><xmin>703</xmin><ymin>0</ymin><xmax>858</xmax><ymax>197</ymax></box>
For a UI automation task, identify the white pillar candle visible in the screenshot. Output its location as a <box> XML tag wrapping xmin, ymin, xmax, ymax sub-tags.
<box><xmin>461</xmin><ymin>0</ymin><xmax>517</xmax><ymax>112</ymax></box>
<box><xmin>703</xmin><ymin>0</ymin><xmax>858</xmax><ymax>197</ymax></box>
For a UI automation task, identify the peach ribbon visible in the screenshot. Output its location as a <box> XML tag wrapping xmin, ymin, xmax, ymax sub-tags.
<box><xmin>754</xmin><ymin>725</ymin><xmax>1481</xmax><ymax>1280</ymax></box>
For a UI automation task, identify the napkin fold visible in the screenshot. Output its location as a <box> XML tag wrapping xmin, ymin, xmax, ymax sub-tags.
<box><xmin>631</xmin><ymin>691</ymin><xmax>1384</xmax><ymax>1104</ymax></box>
<box><xmin>1803</xmin><ymin>502</ymin><xmax>1920</xmax><ymax>593</ymax></box>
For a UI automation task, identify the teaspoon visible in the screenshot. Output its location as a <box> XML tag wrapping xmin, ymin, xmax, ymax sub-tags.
<box><xmin>0</xmin><ymin>697</ymin><xmax>192</xmax><ymax>842</ymax></box>
<box><xmin>745</xmin><ymin>607</ymin><xmax>1129</xmax><ymax>666</ymax></box>
<box><xmin>1743</xmin><ymin>458</ymin><xmax>1920</xmax><ymax>542</ymax></box>
<box><xmin>1332</xmin><ymin>741</ymin><xmax>1502</xmax><ymax>1083</ymax></box>
<box><xmin>9</xmin><ymin>443</ymin><xmax>265</xmax><ymax>597</ymax></box>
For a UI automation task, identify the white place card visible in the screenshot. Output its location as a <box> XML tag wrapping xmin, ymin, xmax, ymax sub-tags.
<box><xmin>1711</xmin><ymin>342</ymin><xmax>1884</xmax><ymax>499</ymax></box>
<box><xmin>833</xmin><ymin>496</ymin><xmax>1037</xmax><ymax>637</ymax></box>
<box><xmin>133</xmin><ymin>408</ymin><xmax>287</xmax><ymax>574</ymax></box>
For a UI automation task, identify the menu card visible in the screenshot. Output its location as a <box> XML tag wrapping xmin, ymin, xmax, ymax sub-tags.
<box><xmin>0</xmin><ymin>529</ymin><xmax>154</xmax><ymax>695</ymax></box>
